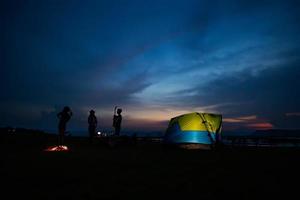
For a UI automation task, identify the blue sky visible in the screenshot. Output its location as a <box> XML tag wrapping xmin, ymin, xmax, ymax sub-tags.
<box><xmin>1</xmin><ymin>0</ymin><xmax>300</xmax><ymax>132</ymax></box>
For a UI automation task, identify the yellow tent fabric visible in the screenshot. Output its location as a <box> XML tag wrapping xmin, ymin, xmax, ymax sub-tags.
<box><xmin>170</xmin><ymin>112</ymin><xmax>222</xmax><ymax>132</ymax></box>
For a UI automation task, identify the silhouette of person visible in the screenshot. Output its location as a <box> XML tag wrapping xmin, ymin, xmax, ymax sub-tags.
<box><xmin>88</xmin><ymin>110</ymin><xmax>97</xmax><ymax>143</ymax></box>
<box><xmin>57</xmin><ymin>106</ymin><xmax>72</xmax><ymax>145</ymax></box>
<box><xmin>113</xmin><ymin>106</ymin><xmax>122</xmax><ymax>136</ymax></box>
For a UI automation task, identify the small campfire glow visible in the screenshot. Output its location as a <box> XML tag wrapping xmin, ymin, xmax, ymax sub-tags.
<box><xmin>45</xmin><ymin>145</ymin><xmax>69</xmax><ymax>152</ymax></box>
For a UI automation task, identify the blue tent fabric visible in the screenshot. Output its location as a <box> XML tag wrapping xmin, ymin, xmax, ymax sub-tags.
<box><xmin>164</xmin><ymin>112</ymin><xmax>222</xmax><ymax>145</ymax></box>
<box><xmin>164</xmin><ymin>123</ymin><xmax>215</xmax><ymax>144</ymax></box>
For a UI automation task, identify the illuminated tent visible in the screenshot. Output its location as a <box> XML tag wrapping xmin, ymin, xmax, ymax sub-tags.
<box><xmin>164</xmin><ymin>112</ymin><xmax>222</xmax><ymax>149</ymax></box>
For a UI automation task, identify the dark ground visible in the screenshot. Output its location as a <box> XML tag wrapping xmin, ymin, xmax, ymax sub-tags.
<box><xmin>1</xmin><ymin>133</ymin><xmax>300</xmax><ymax>200</ymax></box>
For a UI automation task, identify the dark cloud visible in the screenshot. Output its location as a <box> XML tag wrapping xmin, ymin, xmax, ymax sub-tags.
<box><xmin>187</xmin><ymin>59</ymin><xmax>300</xmax><ymax>128</ymax></box>
<box><xmin>1</xmin><ymin>0</ymin><xmax>300</xmax><ymax>131</ymax></box>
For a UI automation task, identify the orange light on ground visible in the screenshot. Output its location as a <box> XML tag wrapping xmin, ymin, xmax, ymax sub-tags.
<box><xmin>44</xmin><ymin>145</ymin><xmax>69</xmax><ymax>152</ymax></box>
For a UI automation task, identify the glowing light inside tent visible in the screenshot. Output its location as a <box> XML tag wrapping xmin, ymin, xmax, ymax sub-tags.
<box><xmin>97</xmin><ymin>131</ymin><xmax>101</xmax><ymax>135</ymax></box>
<box><xmin>45</xmin><ymin>145</ymin><xmax>69</xmax><ymax>152</ymax></box>
<box><xmin>164</xmin><ymin>112</ymin><xmax>222</xmax><ymax>148</ymax></box>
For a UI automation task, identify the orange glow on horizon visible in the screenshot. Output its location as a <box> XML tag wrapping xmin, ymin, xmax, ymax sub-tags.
<box><xmin>246</xmin><ymin>122</ymin><xmax>274</xmax><ymax>130</ymax></box>
<box><xmin>223</xmin><ymin>115</ymin><xmax>257</xmax><ymax>123</ymax></box>
<box><xmin>223</xmin><ymin>115</ymin><xmax>274</xmax><ymax>130</ymax></box>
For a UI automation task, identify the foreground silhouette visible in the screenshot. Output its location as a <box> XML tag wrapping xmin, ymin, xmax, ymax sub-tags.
<box><xmin>2</xmin><ymin>132</ymin><xmax>299</xmax><ymax>200</ymax></box>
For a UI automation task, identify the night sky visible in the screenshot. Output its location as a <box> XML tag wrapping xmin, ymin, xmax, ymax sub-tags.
<box><xmin>1</xmin><ymin>0</ymin><xmax>300</xmax><ymax>133</ymax></box>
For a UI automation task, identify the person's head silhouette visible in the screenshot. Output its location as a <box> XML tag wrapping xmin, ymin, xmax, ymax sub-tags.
<box><xmin>117</xmin><ymin>108</ymin><xmax>122</xmax><ymax>115</ymax></box>
<box><xmin>63</xmin><ymin>106</ymin><xmax>70</xmax><ymax>112</ymax></box>
<box><xmin>90</xmin><ymin>110</ymin><xmax>95</xmax><ymax>114</ymax></box>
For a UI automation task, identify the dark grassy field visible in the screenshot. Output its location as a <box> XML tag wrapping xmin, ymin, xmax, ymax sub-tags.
<box><xmin>1</xmin><ymin>133</ymin><xmax>300</xmax><ymax>200</ymax></box>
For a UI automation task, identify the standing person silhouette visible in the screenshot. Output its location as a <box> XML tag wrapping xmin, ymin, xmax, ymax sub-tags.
<box><xmin>88</xmin><ymin>110</ymin><xmax>97</xmax><ymax>143</ymax></box>
<box><xmin>57</xmin><ymin>106</ymin><xmax>72</xmax><ymax>145</ymax></box>
<box><xmin>113</xmin><ymin>106</ymin><xmax>122</xmax><ymax>136</ymax></box>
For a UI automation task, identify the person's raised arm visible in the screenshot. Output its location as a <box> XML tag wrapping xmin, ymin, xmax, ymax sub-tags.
<box><xmin>114</xmin><ymin>106</ymin><xmax>118</xmax><ymax>115</ymax></box>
